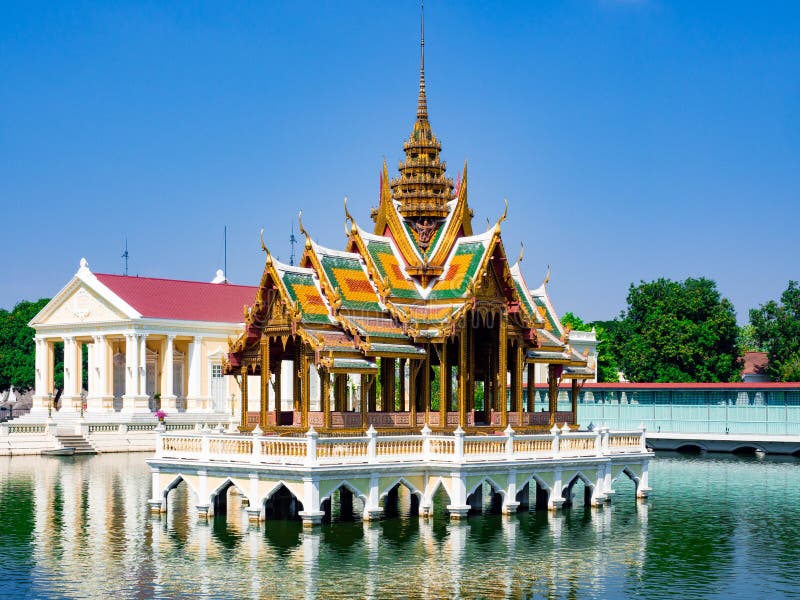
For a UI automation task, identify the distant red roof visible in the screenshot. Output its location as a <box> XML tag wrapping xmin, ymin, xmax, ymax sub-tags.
<box><xmin>95</xmin><ymin>273</ymin><xmax>257</xmax><ymax>323</ymax></box>
<box><xmin>741</xmin><ymin>351</ymin><xmax>769</xmax><ymax>376</ymax></box>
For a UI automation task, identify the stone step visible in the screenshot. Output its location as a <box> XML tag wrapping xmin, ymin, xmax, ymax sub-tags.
<box><xmin>55</xmin><ymin>434</ymin><xmax>97</xmax><ymax>455</ymax></box>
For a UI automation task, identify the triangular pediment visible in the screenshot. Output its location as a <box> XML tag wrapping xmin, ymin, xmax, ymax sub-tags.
<box><xmin>32</xmin><ymin>280</ymin><xmax>130</xmax><ymax>326</ymax></box>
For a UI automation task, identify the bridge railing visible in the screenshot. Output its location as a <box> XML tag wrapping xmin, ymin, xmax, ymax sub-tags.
<box><xmin>154</xmin><ymin>423</ymin><xmax>649</xmax><ymax>467</ymax></box>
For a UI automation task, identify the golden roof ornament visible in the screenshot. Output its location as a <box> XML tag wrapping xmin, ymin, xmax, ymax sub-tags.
<box><xmin>390</xmin><ymin>0</ymin><xmax>454</xmax><ymax>228</ymax></box>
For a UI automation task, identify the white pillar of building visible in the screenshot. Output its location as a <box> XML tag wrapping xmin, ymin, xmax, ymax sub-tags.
<box><xmin>61</xmin><ymin>336</ymin><xmax>81</xmax><ymax>413</ymax></box>
<box><xmin>131</xmin><ymin>333</ymin><xmax>152</xmax><ymax>413</ymax></box>
<box><xmin>87</xmin><ymin>335</ymin><xmax>112</xmax><ymax>414</ymax></box>
<box><xmin>161</xmin><ymin>335</ymin><xmax>177</xmax><ymax>411</ymax></box>
<box><xmin>122</xmin><ymin>333</ymin><xmax>139</xmax><ymax>412</ymax></box>
<box><xmin>186</xmin><ymin>336</ymin><xmax>204</xmax><ymax>412</ymax></box>
<box><xmin>31</xmin><ymin>337</ymin><xmax>51</xmax><ymax>415</ymax></box>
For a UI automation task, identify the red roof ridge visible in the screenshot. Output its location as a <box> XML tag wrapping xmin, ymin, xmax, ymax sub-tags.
<box><xmin>94</xmin><ymin>272</ymin><xmax>257</xmax><ymax>290</ymax></box>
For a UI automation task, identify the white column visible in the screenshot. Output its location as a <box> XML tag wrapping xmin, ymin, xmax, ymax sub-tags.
<box><xmin>122</xmin><ymin>333</ymin><xmax>138</xmax><ymax>412</ymax></box>
<box><xmin>138</xmin><ymin>333</ymin><xmax>147</xmax><ymax>394</ymax></box>
<box><xmin>161</xmin><ymin>335</ymin><xmax>177</xmax><ymax>411</ymax></box>
<box><xmin>87</xmin><ymin>335</ymin><xmax>112</xmax><ymax>413</ymax></box>
<box><xmin>132</xmin><ymin>334</ymin><xmax>151</xmax><ymax>412</ymax></box>
<box><xmin>187</xmin><ymin>336</ymin><xmax>204</xmax><ymax>411</ymax></box>
<box><xmin>61</xmin><ymin>336</ymin><xmax>80</xmax><ymax>413</ymax></box>
<box><xmin>31</xmin><ymin>337</ymin><xmax>51</xmax><ymax>415</ymax></box>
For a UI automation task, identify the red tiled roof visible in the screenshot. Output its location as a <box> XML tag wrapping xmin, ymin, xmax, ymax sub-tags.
<box><xmin>95</xmin><ymin>273</ymin><xmax>257</xmax><ymax>323</ymax></box>
<box><xmin>741</xmin><ymin>351</ymin><xmax>769</xmax><ymax>376</ymax></box>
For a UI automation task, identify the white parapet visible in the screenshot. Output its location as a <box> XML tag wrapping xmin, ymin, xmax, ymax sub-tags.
<box><xmin>148</xmin><ymin>426</ymin><xmax>654</xmax><ymax>525</ymax></box>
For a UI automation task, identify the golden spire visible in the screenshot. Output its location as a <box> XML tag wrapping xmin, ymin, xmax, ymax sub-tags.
<box><xmin>417</xmin><ymin>0</ymin><xmax>427</xmax><ymax>120</ymax></box>
<box><xmin>390</xmin><ymin>0</ymin><xmax>454</xmax><ymax>227</ymax></box>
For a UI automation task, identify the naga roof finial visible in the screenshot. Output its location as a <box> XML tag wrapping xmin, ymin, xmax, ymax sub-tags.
<box><xmin>517</xmin><ymin>241</ymin><xmax>525</xmax><ymax>265</ymax></box>
<box><xmin>298</xmin><ymin>210</ymin><xmax>312</xmax><ymax>249</ymax></box>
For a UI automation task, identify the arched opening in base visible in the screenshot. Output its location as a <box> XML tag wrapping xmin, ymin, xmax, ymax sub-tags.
<box><xmin>562</xmin><ymin>475</ymin><xmax>593</xmax><ymax>509</ymax></box>
<box><xmin>263</xmin><ymin>485</ymin><xmax>304</xmax><ymax>521</ymax></box>
<box><xmin>321</xmin><ymin>486</ymin><xmax>366</xmax><ymax>523</ymax></box>
<box><xmin>381</xmin><ymin>482</ymin><xmax>420</xmax><ymax>519</ymax></box>
<box><xmin>516</xmin><ymin>479</ymin><xmax>550</xmax><ymax>512</ymax></box>
<box><xmin>466</xmin><ymin>481</ymin><xmax>503</xmax><ymax>516</ymax></box>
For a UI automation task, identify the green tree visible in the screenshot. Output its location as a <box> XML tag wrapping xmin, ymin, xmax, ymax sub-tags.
<box><xmin>749</xmin><ymin>281</ymin><xmax>800</xmax><ymax>381</ymax></box>
<box><xmin>737</xmin><ymin>324</ymin><xmax>764</xmax><ymax>353</ymax></box>
<box><xmin>561</xmin><ymin>312</ymin><xmax>588</xmax><ymax>332</ymax></box>
<box><xmin>590</xmin><ymin>320</ymin><xmax>623</xmax><ymax>383</ymax></box>
<box><xmin>615</xmin><ymin>278</ymin><xmax>740</xmax><ymax>382</ymax></box>
<box><xmin>0</xmin><ymin>299</ymin><xmax>52</xmax><ymax>391</ymax></box>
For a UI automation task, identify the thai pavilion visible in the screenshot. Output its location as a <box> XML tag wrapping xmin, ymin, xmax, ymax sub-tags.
<box><xmin>224</xmin><ymin>25</ymin><xmax>594</xmax><ymax>436</ymax></box>
<box><xmin>147</xmin><ymin>13</ymin><xmax>648</xmax><ymax>527</ymax></box>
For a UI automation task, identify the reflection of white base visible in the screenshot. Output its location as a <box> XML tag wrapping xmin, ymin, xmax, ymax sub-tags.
<box><xmin>363</xmin><ymin>507</ymin><xmax>383</xmax><ymax>521</ymax></box>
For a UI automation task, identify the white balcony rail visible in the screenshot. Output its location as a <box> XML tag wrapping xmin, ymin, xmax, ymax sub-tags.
<box><xmin>154</xmin><ymin>423</ymin><xmax>649</xmax><ymax>466</ymax></box>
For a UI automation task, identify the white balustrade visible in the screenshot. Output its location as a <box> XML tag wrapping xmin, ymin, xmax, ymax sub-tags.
<box><xmin>151</xmin><ymin>424</ymin><xmax>652</xmax><ymax>467</ymax></box>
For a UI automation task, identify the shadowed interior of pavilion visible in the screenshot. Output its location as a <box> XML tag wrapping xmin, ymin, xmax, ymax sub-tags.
<box><xmin>224</xmin><ymin>11</ymin><xmax>593</xmax><ymax>434</ymax></box>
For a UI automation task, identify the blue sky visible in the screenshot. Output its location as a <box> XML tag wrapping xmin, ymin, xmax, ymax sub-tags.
<box><xmin>2</xmin><ymin>1</ymin><xmax>798</xmax><ymax>323</ymax></box>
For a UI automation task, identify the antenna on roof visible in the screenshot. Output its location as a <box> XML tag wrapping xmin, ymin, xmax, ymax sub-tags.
<box><xmin>121</xmin><ymin>238</ymin><xmax>129</xmax><ymax>276</ymax></box>
<box><xmin>289</xmin><ymin>222</ymin><xmax>297</xmax><ymax>266</ymax></box>
<box><xmin>223</xmin><ymin>225</ymin><xmax>228</xmax><ymax>284</ymax></box>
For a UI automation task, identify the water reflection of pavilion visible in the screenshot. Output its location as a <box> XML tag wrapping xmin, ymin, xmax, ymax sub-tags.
<box><xmin>1</xmin><ymin>453</ymin><xmax>659</xmax><ymax>598</ymax></box>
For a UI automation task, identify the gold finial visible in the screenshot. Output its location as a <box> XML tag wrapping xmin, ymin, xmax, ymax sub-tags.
<box><xmin>417</xmin><ymin>0</ymin><xmax>427</xmax><ymax>120</ymax></box>
<box><xmin>259</xmin><ymin>228</ymin><xmax>268</xmax><ymax>253</ymax></box>
<box><xmin>517</xmin><ymin>241</ymin><xmax>525</xmax><ymax>265</ymax></box>
<box><xmin>494</xmin><ymin>198</ymin><xmax>509</xmax><ymax>233</ymax></box>
<box><xmin>297</xmin><ymin>210</ymin><xmax>312</xmax><ymax>249</ymax></box>
<box><xmin>344</xmin><ymin>195</ymin><xmax>355</xmax><ymax>225</ymax></box>
<box><xmin>544</xmin><ymin>264</ymin><xmax>551</xmax><ymax>286</ymax></box>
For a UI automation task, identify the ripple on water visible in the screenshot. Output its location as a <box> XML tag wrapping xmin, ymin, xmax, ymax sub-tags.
<box><xmin>2</xmin><ymin>452</ymin><xmax>800</xmax><ymax>599</ymax></box>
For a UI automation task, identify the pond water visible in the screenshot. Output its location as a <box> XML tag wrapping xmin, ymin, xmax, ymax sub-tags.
<box><xmin>2</xmin><ymin>452</ymin><xmax>799</xmax><ymax>599</ymax></box>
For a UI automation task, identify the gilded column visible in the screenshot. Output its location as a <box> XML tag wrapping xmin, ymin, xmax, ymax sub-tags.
<box><xmin>439</xmin><ymin>341</ymin><xmax>448</xmax><ymax>428</ymax></box>
<box><xmin>498</xmin><ymin>315</ymin><xmax>508</xmax><ymax>429</ymax></box>
<box><xmin>293</xmin><ymin>343</ymin><xmax>302</xmax><ymax>412</ymax></box>
<box><xmin>423</xmin><ymin>346</ymin><xmax>431</xmax><ymax>425</ymax></box>
<box><xmin>273</xmin><ymin>359</ymin><xmax>282</xmax><ymax>426</ymax></box>
<box><xmin>322</xmin><ymin>368</ymin><xmax>331</xmax><ymax>430</ymax></box>
<box><xmin>458</xmin><ymin>328</ymin><xmax>467</xmax><ymax>429</ymax></box>
<box><xmin>515</xmin><ymin>344</ymin><xmax>524</xmax><ymax>427</ymax></box>
<box><xmin>548</xmin><ymin>364</ymin><xmax>559</xmax><ymax>427</ymax></box>
<box><xmin>260</xmin><ymin>338</ymin><xmax>270</xmax><ymax>430</ymax></box>
<box><xmin>360</xmin><ymin>374</ymin><xmax>369</xmax><ymax>429</ymax></box>
<box><xmin>300</xmin><ymin>351</ymin><xmax>309</xmax><ymax>429</ymax></box>
<box><xmin>239</xmin><ymin>365</ymin><xmax>249</xmax><ymax>432</ymax></box>
<box><xmin>408</xmin><ymin>361</ymin><xmax>417</xmax><ymax>428</ymax></box>
<box><xmin>571</xmin><ymin>378</ymin><xmax>578</xmax><ymax>427</ymax></box>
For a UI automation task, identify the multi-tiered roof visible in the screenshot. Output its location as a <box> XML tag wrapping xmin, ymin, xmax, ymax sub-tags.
<box><xmin>226</xmin><ymin>12</ymin><xmax>590</xmax><ymax>391</ymax></box>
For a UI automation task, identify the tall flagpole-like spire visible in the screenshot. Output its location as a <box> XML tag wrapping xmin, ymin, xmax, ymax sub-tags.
<box><xmin>417</xmin><ymin>0</ymin><xmax>427</xmax><ymax>120</ymax></box>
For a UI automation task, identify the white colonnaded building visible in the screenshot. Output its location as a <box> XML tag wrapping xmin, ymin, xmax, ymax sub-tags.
<box><xmin>27</xmin><ymin>258</ymin><xmax>255</xmax><ymax>421</ymax></box>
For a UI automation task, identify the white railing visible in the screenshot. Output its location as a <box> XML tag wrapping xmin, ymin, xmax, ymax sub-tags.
<box><xmin>154</xmin><ymin>424</ymin><xmax>649</xmax><ymax>466</ymax></box>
